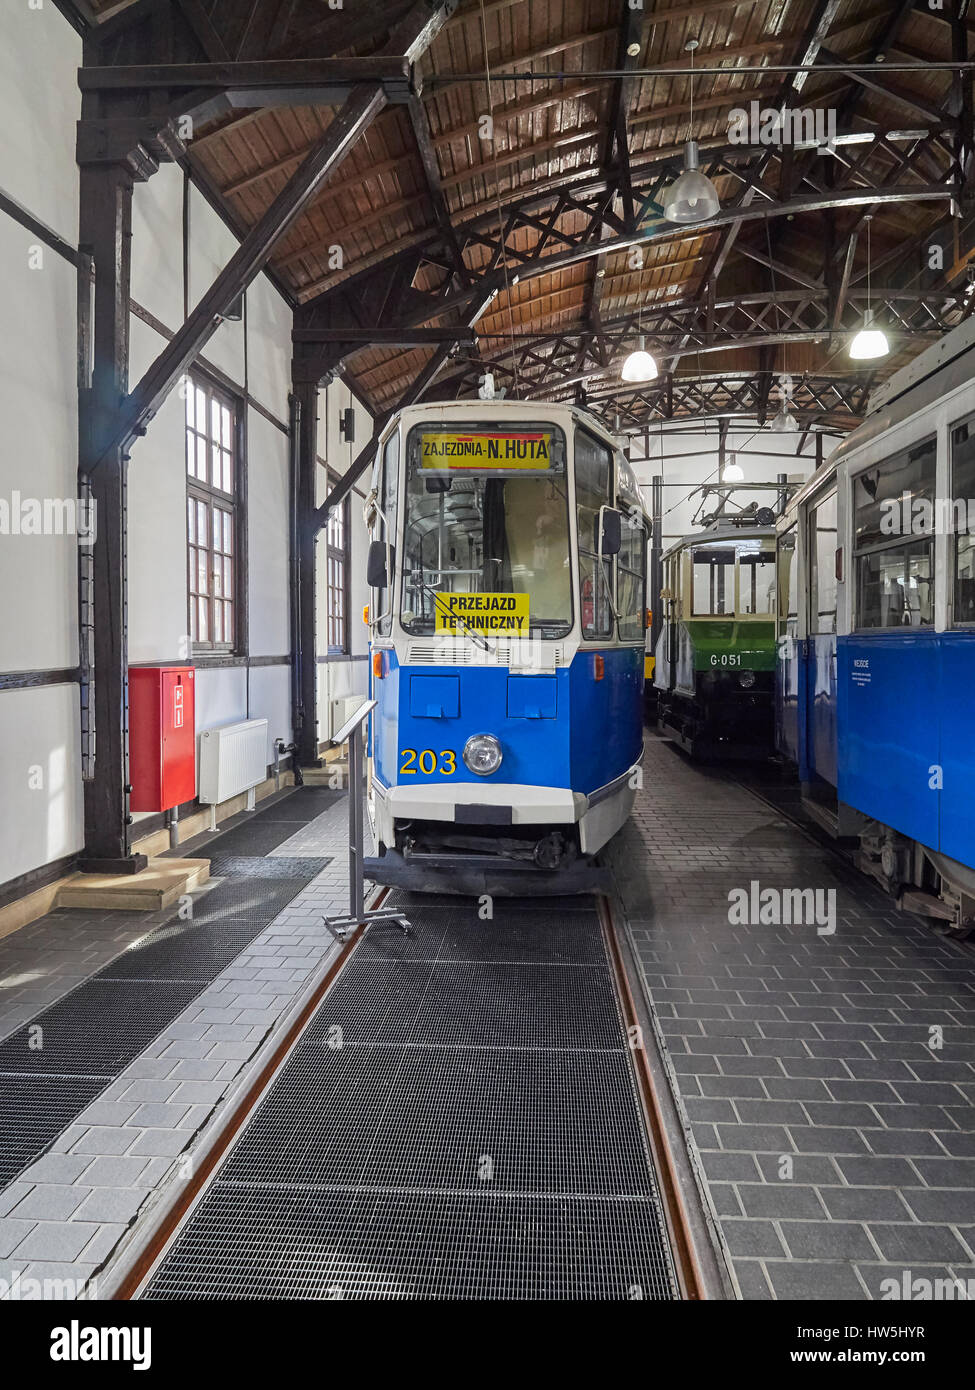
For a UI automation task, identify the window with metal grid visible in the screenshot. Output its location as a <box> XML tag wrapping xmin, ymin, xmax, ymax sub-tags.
<box><xmin>185</xmin><ymin>374</ymin><xmax>239</xmax><ymax>650</ymax></box>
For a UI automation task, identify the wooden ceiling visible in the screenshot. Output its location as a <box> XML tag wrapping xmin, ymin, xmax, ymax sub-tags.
<box><xmin>75</xmin><ymin>0</ymin><xmax>975</xmax><ymax>435</ymax></box>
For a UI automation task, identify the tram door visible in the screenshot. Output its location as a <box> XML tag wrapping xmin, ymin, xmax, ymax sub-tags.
<box><xmin>802</xmin><ymin>488</ymin><xmax>838</xmax><ymax>790</ymax></box>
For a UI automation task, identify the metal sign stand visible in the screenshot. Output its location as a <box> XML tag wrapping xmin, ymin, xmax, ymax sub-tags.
<box><xmin>322</xmin><ymin>698</ymin><xmax>410</xmax><ymax>940</ymax></box>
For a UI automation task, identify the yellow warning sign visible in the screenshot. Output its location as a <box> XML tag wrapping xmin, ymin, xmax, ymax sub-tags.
<box><xmin>421</xmin><ymin>431</ymin><xmax>552</xmax><ymax>469</ymax></box>
<box><xmin>434</xmin><ymin>592</ymin><xmax>530</xmax><ymax>634</ymax></box>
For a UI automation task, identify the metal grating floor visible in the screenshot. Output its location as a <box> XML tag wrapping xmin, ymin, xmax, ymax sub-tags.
<box><xmin>252</xmin><ymin>788</ymin><xmax>343</xmax><ymax>821</ymax></box>
<box><xmin>353</xmin><ymin>906</ymin><xmax>608</xmax><ymax>965</ymax></box>
<box><xmin>98</xmin><ymin>924</ymin><xmax>265</xmax><ymax>982</ymax></box>
<box><xmin>0</xmin><ymin>981</ymin><xmax>204</xmax><ymax>1074</ymax></box>
<box><xmin>142</xmin><ymin>899</ymin><xmax>679</xmax><ymax>1300</ymax></box>
<box><xmin>181</xmin><ymin>876</ymin><xmax>323</xmax><ymax>925</ymax></box>
<box><xmin>143</xmin><ymin>1187</ymin><xmax>675</xmax><ymax>1301</ymax></box>
<box><xmin>0</xmin><ymin>788</ymin><xmax>333</xmax><ymax>1188</ymax></box>
<box><xmin>217</xmin><ymin>1044</ymin><xmax>659</xmax><ymax>1195</ymax></box>
<box><xmin>0</xmin><ymin>1075</ymin><xmax>109</xmax><ymax>1186</ymax></box>
<box><xmin>205</xmin><ymin>855</ymin><xmax>331</xmax><ymax>879</ymax></box>
<box><xmin>194</xmin><ymin>819</ymin><xmax>302</xmax><ymax>857</ymax></box>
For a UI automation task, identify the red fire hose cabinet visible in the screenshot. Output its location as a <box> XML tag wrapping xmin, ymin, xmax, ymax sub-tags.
<box><xmin>129</xmin><ymin>666</ymin><xmax>196</xmax><ymax>812</ymax></box>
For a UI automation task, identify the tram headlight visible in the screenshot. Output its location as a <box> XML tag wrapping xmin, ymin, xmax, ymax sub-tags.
<box><xmin>738</xmin><ymin>670</ymin><xmax>756</xmax><ymax>690</ymax></box>
<box><xmin>463</xmin><ymin>734</ymin><xmax>503</xmax><ymax>776</ymax></box>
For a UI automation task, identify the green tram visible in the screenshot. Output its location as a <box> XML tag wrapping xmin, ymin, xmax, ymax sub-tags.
<box><xmin>653</xmin><ymin>521</ymin><xmax>778</xmax><ymax>758</ymax></box>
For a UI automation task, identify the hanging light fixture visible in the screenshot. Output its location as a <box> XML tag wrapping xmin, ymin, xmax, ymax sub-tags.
<box><xmin>769</xmin><ymin>374</ymin><xmax>798</xmax><ymax>432</ymax></box>
<box><xmin>770</xmin><ymin>404</ymin><xmax>799</xmax><ymax>432</ymax></box>
<box><xmin>849</xmin><ymin>216</ymin><xmax>889</xmax><ymax>361</ymax></box>
<box><xmin>621</xmin><ymin>334</ymin><xmax>658</xmax><ymax>382</ymax></box>
<box><xmin>722</xmin><ymin>452</ymin><xmax>744</xmax><ymax>482</ymax></box>
<box><xmin>849</xmin><ymin>310</ymin><xmax>889</xmax><ymax>361</ymax></box>
<box><xmin>662</xmin><ymin>41</ymin><xmax>721</xmax><ymax>224</ymax></box>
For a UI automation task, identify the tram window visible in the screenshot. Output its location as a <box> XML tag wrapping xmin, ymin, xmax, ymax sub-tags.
<box><xmin>950</xmin><ymin>414</ymin><xmax>975</xmax><ymax>625</ymax></box>
<box><xmin>737</xmin><ymin>543</ymin><xmax>776</xmax><ymax>615</ymax></box>
<box><xmin>853</xmin><ymin>436</ymin><xmax>936</xmax><ymax>550</ymax></box>
<box><xmin>777</xmin><ymin>527</ymin><xmax>798</xmax><ymax>636</ymax></box>
<box><xmin>691</xmin><ymin>548</ymin><xmax>733</xmax><ymax>616</ymax></box>
<box><xmin>808</xmin><ymin>491</ymin><xmax>837</xmax><ymax>634</ymax></box>
<box><xmin>856</xmin><ymin>541</ymin><xmax>933</xmax><ymax>629</ymax></box>
<box><xmin>853</xmin><ymin>436</ymin><xmax>936</xmax><ymax>630</ymax></box>
<box><xmin>399</xmin><ymin>421</ymin><xmax>571</xmax><ymax>637</ymax></box>
<box><xmin>576</xmin><ymin>430</ymin><xmax>613</xmax><ymax>639</ymax></box>
<box><xmin>617</xmin><ymin>511</ymin><xmax>647</xmax><ymax>642</ymax></box>
<box><xmin>375</xmin><ymin>432</ymin><xmax>399</xmax><ymax>637</ymax></box>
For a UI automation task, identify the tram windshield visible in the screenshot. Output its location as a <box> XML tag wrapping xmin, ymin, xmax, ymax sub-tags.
<box><xmin>690</xmin><ymin>539</ymin><xmax>776</xmax><ymax>617</ymax></box>
<box><xmin>400</xmin><ymin>421</ymin><xmax>572</xmax><ymax>638</ymax></box>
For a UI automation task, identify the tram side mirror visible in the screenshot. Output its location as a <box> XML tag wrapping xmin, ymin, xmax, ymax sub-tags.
<box><xmin>366</xmin><ymin>539</ymin><xmax>389</xmax><ymax>588</ymax></box>
<box><xmin>596</xmin><ymin>507</ymin><xmax>623</xmax><ymax>558</ymax></box>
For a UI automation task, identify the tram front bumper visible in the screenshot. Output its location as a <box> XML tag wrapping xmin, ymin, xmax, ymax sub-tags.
<box><xmin>374</xmin><ymin>781</ymin><xmax>586</xmax><ymax>828</ymax></box>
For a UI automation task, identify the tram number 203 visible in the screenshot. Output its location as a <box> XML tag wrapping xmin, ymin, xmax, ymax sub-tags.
<box><xmin>709</xmin><ymin>653</ymin><xmax>742</xmax><ymax>667</ymax></box>
<box><xmin>400</xmin><ymin>748</ymin><xmax>456</xmax><ymax>776</ymax></box>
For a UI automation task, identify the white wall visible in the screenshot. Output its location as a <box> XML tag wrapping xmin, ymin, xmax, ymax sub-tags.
<box><xmin>128</xmin><ymin>319</ymin><xmax>188</xmax><ymax>665</ymax></box>
<box><xmin>246</xmin><ymin>409</ymin><xmax>291</xmax><ymax>659</ymax></box>
<box><xmin>0</xmin><ymin>1</ymin><xmax>79</xmax><ymax>243</ymax></box>
<box><xmin>629</xmin><ymin>422</ymin><xmax>832</xmax><ymax>547</ymax></box>
<box><xmin>0</xmin><ymin>5</ymin><xmax>307</xmax><ymax>878</ymax></box>
<box><xmin>0</xmin><ymin>7</ymin><xmax>84</xmax><ymax>886</ymax></box>
<box><xmin>0</xmin><ymin>688</ymin><xmax>84</xmax><ymax>882</ymax></box>
<box><xmin>126</xmin><ymin>164</ymin><xmax>299</xmax><ymax>810</ymax></box>
<box><xmin>188</xmin><ymin>184</ymin><xmax>245</xmax><ymax>384</ymax></box>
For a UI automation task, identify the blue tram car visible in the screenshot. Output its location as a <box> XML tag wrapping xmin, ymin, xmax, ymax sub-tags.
<box><xmin>360</xmin><ymin>400</ymin><xmax>650</xmax><ymax>894</ymax></box>
<box><xmin>776</xmin><ymin>318</ymin><xmax>975</xmax><ymax>931</ymax></box>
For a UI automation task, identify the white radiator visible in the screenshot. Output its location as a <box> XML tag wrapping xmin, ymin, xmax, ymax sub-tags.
<box><xmin>330</xmin><ymin>696</ymin><xmax>362</xmax><ymax>740</ymax></box>
<box><xmin>198</xmin><ymin>718</ymin><xmax>269</xmax><ymax>804</ymax></box>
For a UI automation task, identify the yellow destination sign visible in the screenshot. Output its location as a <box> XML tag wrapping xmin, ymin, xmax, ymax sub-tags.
<box><xmin>421</xmin><ymin>431</ymin><xmax>552</xmax><ymax>469</ymax></box>
<box><xmin>434</xmin><ymin>593</ymin><xmax>530</xmax><ymax>634</ymax></box>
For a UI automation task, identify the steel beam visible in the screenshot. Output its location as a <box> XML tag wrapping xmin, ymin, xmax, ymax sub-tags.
<box><xmin>293</xmin><ymin>326</ymin><xmax>479</xmax><ymax>345</ymax></box>
<box><xmin>89</xmin><ymin>82</ymin><xmax>387</xmax><ymax>475</ymax></box>
<box><xmin>406</xmin><ymin>93</ymin><xmax>469</xmax><ymax>283</ymax></box>
<box><xmin>305</xmin><ymin>176</ymin><xmax>953</xmax><ymax>342</ymax></box>
<box><xmin>311</xmin><ymin>345</ymin><xmax>452</xmax><ymax>531</ymax></box>
<box><xmin>78</xmin><ymin>56</ymin><xmax>411</xmax><ymax>91</ymax></box>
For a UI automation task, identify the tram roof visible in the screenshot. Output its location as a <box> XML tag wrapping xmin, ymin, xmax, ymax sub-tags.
<box><xmin>664</xmin><ymin>524</ymin><xmax>778</xmax><ymax>559</ymax></box>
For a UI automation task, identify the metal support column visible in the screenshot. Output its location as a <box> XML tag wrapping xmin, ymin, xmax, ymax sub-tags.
<box><xmin>78</xmin><ymin>161</ymin><xmax>147</xmax><ymax>874</ymax></box>
<box><xmin>294</xmin><ymin>378</ymin><xmax>322</xmax><ymax>767</ymax></box>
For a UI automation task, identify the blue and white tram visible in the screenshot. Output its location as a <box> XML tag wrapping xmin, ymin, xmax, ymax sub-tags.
<box><xmin>776</xmin><ymin>318</ymin><xmax>975</xmax><ymax>930</ymax></box>
<box><xmin>360</xmin><ymin>400</ymin><xmax>650</xmax><ymax>895</ymax></box>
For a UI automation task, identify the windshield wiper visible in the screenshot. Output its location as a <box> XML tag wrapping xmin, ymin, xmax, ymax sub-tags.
<box><xmin>411</xmin><ymin>575</ymin><xmax>495</xmax><ymax>653</ymax></box>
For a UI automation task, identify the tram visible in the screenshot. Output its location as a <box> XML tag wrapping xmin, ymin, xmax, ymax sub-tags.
<box><xmin>654</xmin><ymin>520</ymin><xmax>779</xmax><ymax>758</ymax></box>
<box><xmin>359</xmin><ymin>400</ymin><xmax>650</xmax><ymax>895</ymax></box>
<box><xmin>776</xmin><ymin>317</ymin><xmax>975</xmax><ymax>931</ymax></box>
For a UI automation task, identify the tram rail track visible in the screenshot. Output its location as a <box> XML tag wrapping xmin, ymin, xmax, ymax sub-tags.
<box><xmin>108</xmin><ymin>886</ymin><xmax>719</xmax><ymax>1301</ymax></box>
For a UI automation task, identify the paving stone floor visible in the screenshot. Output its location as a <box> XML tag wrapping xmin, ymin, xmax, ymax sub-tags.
<box><xmin>608</xmin><ymin>734</ymin><xmax>975</xmax><ymax>1301</ymax></box>
<box><xmin>0</xmin><ymin>787</ymin><xmax>364</xmax><ymax>1297</ymax></box>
